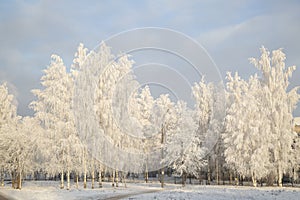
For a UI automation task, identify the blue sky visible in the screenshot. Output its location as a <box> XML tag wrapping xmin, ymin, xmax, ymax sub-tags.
<box><xmin>0</xmin><ymin>0</ymin><xmax>300</xmax><ymax>116</ymax></box>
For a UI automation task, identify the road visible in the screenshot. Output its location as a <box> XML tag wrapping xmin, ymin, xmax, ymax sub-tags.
<box><xmin>0</xmin><ymin>193</ymin><xmax>12</xmax><ymax>200</ymax></box>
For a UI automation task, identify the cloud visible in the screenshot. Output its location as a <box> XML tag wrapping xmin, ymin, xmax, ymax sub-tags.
<box><xmin>198</xmin><ymin>3</ymin><xmax>300</xmax><ymax>69</ymax></box>
<box><xmin>1</xmin><ymin>0</ymin><xmax>300</xmax><ymax>116</ymax></box>
<box><xmin>196</xmin><ymin>3</ymin><xmax>300</xmax><ymax>115</ymax></box>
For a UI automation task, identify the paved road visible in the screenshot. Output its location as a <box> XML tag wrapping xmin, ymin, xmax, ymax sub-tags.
<box><xmin>104</xmin><ymin>189</ymin><xmax>162</xmax><ymax>200</ymax></box>
<box><xmin>0</xmin><ymin>193</ymin><xmax>12</xmax><ymax>200</ymax></box>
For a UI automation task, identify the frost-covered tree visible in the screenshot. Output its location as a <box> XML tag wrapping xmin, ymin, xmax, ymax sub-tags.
<box><xmin>74</xmin><ymin>42</ymin><xmax>141</xmax><ymax>187</ymax></box>
<box><xmin>0</xmin><ymin>83</ymin><xmax>18</xmax><ymax>188</ymax></box>
<box><xmin>162</xmin><ymin>101</ymin><xmax>207</xmax><ymax>186</ymax></box>
<box><xmin>0</xmin><ymin>84</ymin><xmax>41</xmax><ymax>190</ymax></box>
<box><xmin>224</xmin><ymin>73</ymin><xmax>271</xmax><ymax>187</ymax></box>
<box><xmin>109</xmin><ymin>53</ymin><xmax>145</xmax><ymax>186</ymax></box>
<box><xmin>153</xmin><ymin>94</ymin><xmax>177</xmax><ymax>187</ymax></box>
<box><xmin>129</xmin><ymin>86</ymin><xmax>155</xmax><ymax>136</ymax></box>
<box><xmin>0</xmin><ymin>83</ymin><xmax>17</xmax><ymax>164</ymax></box>
<box><xmin>292</xmin><ymin>122</ymin><xmax>300</xmax><ymax>183</ymax></box>
<box><xmin>223</xmin><ymin>47</ymin><xmax>300</xmax><ymax>187</ymax></box>
<box><xmin>72</xmin><ymin>43</ymin><xmax>97</xmax><ymax>188</ymax></box>
<box><xmin>249</xmin><ymin>47</ymin><xmax>300</xmax><ymax>186</ymax></box>
<box><xmin>129</xmin><ymin>85</ymin><xmax>156</xmax><ymax>182</ymax></box>
<box><xmin>30</xmin><ymin>55</ymin><xmax>78</xmax><ymax>189</ymax></box>
<box><xmin>192</xmin><ymin>78</ymin><xmax>224</xmax><ymax>184</ymax></box>
<box><xmin>11</xmin><ymin>117</ymin><xmax>41</xmax><ymax>189</ymax></box>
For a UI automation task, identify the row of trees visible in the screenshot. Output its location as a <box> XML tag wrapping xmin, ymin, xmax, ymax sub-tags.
<box><xmin>224</xmin><ymin>48</ymin><xmax>300</xmax><ymax>187</ymax></box>
<box><xmin>0</xmin><ymin>44</ymin><xmax>299</xmax><ymax>190</ymax></box>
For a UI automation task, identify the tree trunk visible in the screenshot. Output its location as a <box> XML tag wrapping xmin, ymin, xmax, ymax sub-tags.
<box><xmin>145</xmin><ymin>164</ymin><xmax>149</xmax><ymax>183</ymax></box>
<box><xmin>216</xmin><ymin>159</ymin><xmax>219</xmax><ymax>185</ymax></box>
<box><xmin>235</xmin><ymin>173</ymin><xmax>239</xmax><ymax>186</ymax></box>
<box><xmin>182</xmin><ymin>172</ymin><xmax>186</xmax><ymax>186</ymax></box>
<box><xmin>266</xmin><ymin>172</ymin><xmax>275</xmax><ymax>186</ymax></box>
<box><xmin>252</xmin><ymin>172</ymin><xmax>257</xmax><ymax>187</ymax></box>
<box><xmin>199</xmin><ymin>176</ymin><xmax>202</xmax><ymax>185</ymax></box>
<box><xmin>240</xmin><ymin>175</ymin><xmax>244</xmax><ymax>186</ymax></box>
<box><xmin>17</xmin><ymin>170</ymin><xmax>22</xmax><ymax>190</ymax></box>
<box><xmin>278</xmin><ymin>166</ymin><xmax>283</xmax><ymax>187</ymax></box>
<box><xmin>123</xmin><ymin>172</ymin><xmax>127</xmax><ymax>188</ymax></box>
<box><xmin>222</xmin><ymin>171</ymin><xmax>225</xmax><ymax>185</ymax></box>
<box><xmin>33</xmin><ymin>171</ymin><xmax>37</xmax><ymax>181</ymax></box>
<box><xmin>91</xmin><ymin>169</ymin><xmax>95</xmax><ymax>189</ymax></box>
<box><xmin>104</xmin><ymin>167</ymin><xmax>107</xmax><ymax>182</ymax></box>
<box><xmin>83</xmin><ymin>151</ymin><xmax>87</xmax><ymax>189</ymax></box>
<box><xmin>60</xmin><ymin>170</ymin><xmax>64</xmax><ymax>189</ymax></box>
<box><xmin>67</xmin><ymin>170</ymin><xmax>70</xmax><ymax>190</ymax></box>
<box><xmin>83</xmin><ymin>166</ymin><xmax>87</xmax><ymax>189</ymax></box>
<box><xmin>292</xmin><ymin>168</ymin><xmax>295</xmax><ymax>187</ymax></box>
<box><xmin>161</xmin><ymin>168</ymin><xmax>164</xmax><ymax>188</ymax></box>
<box><xmin>76</xmin><ymin>173</ymin><xmax>79</xmax><ymax>189</ymax></box>
<box><xmin>207</xmin><ymin>167</ymin><xmax>211</xmax><ymax>185</ymax></box>
<box><xmin>112</xmin><ymin>170</ymin><xmax>115</xmax><ymax>187</ymax></box>
<box><xmin>115</xmin><ymin>170</ymin><xmax>118</xmax><ymax>187</ymax></box>
<box><xmin>161</xmin><ymin>125</ymin><xmax>165</xmax><ymax>188</ymax></box>
<box><xmin>229</xmin><ymin>170</ymin><xmax>232</xmax><ymax>185</ymax></box>
<box><xmin>1</xmin><ymin>170</ymin><xmax>4</xmax><ymax>187</ymax></box>
<box><xmin>98</xmin><ymin>168</ymin><xmax>102</xmax><ymax>188</ymax></box>
<box><xmin>11</xmin><ymin>171</ymin><xmax>15</xmax><ymax>189</ymax></box>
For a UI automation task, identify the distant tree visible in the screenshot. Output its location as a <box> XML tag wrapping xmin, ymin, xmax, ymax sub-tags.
<box><xmin>162</xmin><ymin>101</ymin><xmax>207</xmax><ymax>186</ymax></box>
<box><xmin>129</xmin><ymin>85</ymin><xmax>156</xmax><ymax>182</ymax></box>
<box><xmin>153</xmin><ymin>94</ymin><xmax>177</xmax><ymax>187</ymax></box>
<box><xmin>292</xmin><ymin>122</ymin><xmax>300</xmax><ymax>183</ymax></box>
<box><xmin>192</xmin><ymin>78</ymin><xmax>224</xmax><ymax>184</ymax></box>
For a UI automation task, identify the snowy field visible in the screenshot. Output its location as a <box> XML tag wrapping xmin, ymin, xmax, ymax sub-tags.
<box><xmin>131</xmin><ymin>185</ymin><xmax>300</xmax><ymax>200</ymax></box>
<box><xmin>1</xmin><ymin>181</ymin><xmax>300</xmax><ymax>200</ymax></box>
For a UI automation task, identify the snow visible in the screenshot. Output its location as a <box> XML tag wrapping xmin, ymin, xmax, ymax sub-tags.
<box><xmin>0</xmin><ymin>181</ymin><xmax>158</xmax><ymax>200</ymax></box>
<box><xmin>131</xmin><ymin>185</ymin><xmax>300</xmax><ymax>200</ymax></box>
<box><xmin>1</xmin><ymin>181</ymin><xmax>300</xmax><ymax>200</ymax></box>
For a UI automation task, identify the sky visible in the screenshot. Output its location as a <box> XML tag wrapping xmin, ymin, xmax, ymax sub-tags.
<box><xmin>0</xmin><ymin>0</ymin><xmax>300</xmax><ymax>116</ymax></box>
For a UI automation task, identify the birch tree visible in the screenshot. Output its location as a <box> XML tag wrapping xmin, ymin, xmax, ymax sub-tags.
<box><xmin>223</xmin><ymin>47</ymin><xmax>299</xmax><ymax>187</ymax></box>
<box><xmin>128</xmin><ymin>85</ymin><xmax>156</xmax><ymax>182</ymax></box>
<box><xmin>162</xmin><ymin>101</ymin><xmax>207</xmax><ymax>186</ymax></box>
<box><xmin>224</xmin><ymin>73</ymin><xmax>271</xmax><ymax>186</ymax></box>
<box><xmin>0</xmin><ymin>84</ymin><xmax>40</xmax><ymax>189</ymax></box>
<box><xmin>192</xmin><ymin>78</ymin><xmax>225</xmax><ymax>184</ymax></box>
<box><xmin>153</xmin><ymin>94</ymin><xmax>177</xmax><ymax>187</ymax></box>
<box><xmin>249</xmin><ymin>47</ymin><xmax>300</xmax><ymax>186</ymax></box>
<box><xmin>0</xmin><ymin>83</ymin><xmax>18</xmax><ymax>188</ymax></box>
<box><xmin>30</xmin><ymin>55</ymin><xmax>77</xmax><ymax>189</ymax></box>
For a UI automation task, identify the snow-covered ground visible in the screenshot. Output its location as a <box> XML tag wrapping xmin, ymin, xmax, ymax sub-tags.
<box><xmin>129</xmin><ymin>185</ymin><xmax>300</xmax><ymax>200</ymax></box>
<box><xmin>1</xmin><ymin>181</ymin><xmax>300</xmax><ymax>200</ymax></box>
<box><xmin>0</xmin><ymin>181</ymin><xmax>161</xmax><ymax>200</ymax></box>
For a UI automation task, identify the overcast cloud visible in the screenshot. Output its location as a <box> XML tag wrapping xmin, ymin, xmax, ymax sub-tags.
<box><xmin>0</xmin><ymin>0</ymin><xmax>299</xmax><ymax>116</ymax></box>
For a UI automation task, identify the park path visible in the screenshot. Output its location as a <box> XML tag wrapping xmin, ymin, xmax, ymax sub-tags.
<box><xmin>104</xmin><ymin>188</ymin><xmax>162</xmax><ymax>200</ymax></box>
<box><xmin>0</xmin><ymin>192</ymin><xmax>12</xmax><ymax>200</ymax></box>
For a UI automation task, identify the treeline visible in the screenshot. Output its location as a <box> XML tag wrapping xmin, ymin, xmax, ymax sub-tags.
<box><xmin>0</xmin><ymin>44</ymin><xmax>299</xmax><ymax>190</ymax></box>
